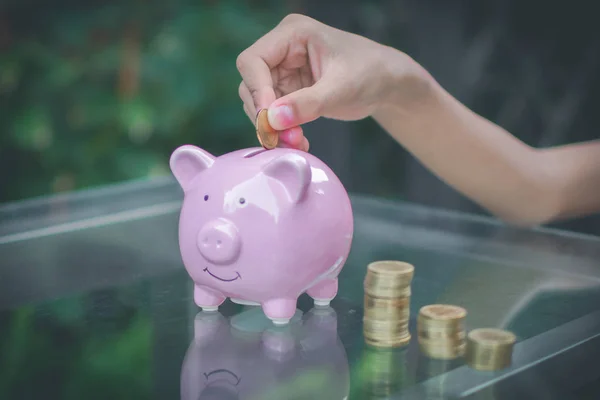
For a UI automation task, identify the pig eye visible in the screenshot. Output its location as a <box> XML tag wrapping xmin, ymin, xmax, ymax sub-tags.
<box><xmin>239</xmin><ymin>197</ymin><xmax>246</xmax><ymax>205</ymax></box>
<box><xmin>204</xmin><ymin>195</ymin><xmax>209</xmax><ymax>201</ymax></box>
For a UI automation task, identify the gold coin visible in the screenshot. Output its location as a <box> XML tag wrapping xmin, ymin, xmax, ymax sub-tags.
<box><xmin>419</xmin><ymin>304</ymin><xmax>466</xmax><ymax>321</ymax></box>
<box><xmin>364</xmin><ymin>283</ymin><xmax>411</xmax><ymax>299</ymax></box>
<box><xmin>363</xmin><ymin>318</ymin><xmax>409</xmax><ymax>333</ymax></box>
<box><xmin>364</xmin><ymin>261</ymin><xmax>414</xmax><ymax>298</ymax></box>
<box><xmin>417</xmin><ymin>327</ymin><xmax>465</xmax><ymax>341</ymax></box>
<box><xmin>419</xmin><ymin>341</ymin><xmax>466</xmax><ymax>360</ymax></box>
<box><xmin>364</xmin><ymin>296</ymin><xmax>410</xmax><ymax>319</ymax></box>
<box><xmin>365</xmin><ymin>333</ymin><xmax>411</xmax><ymax>349</ymax></box>
<box><xmin>367</xmin><ymin>260</ymin><xmax>414</xmax><ymax>276</ymax></box>
<box><xmin>465</xmin><ymin>328</ymin><xmax>516</xmax><ymax>371</ymax></box>
<box><xmin>468</xmin><ymin>328</ymin><xmax>516</xmax><ymax>345</ymax></box>
<box><xmin>255</xmin><ymin>108</ymin><xmax>278</xmax><ymax>149</ymax></box>
<box><xmin>365</xmin><ymin>310</ymin><xmax>410</xmax><ymax>322</ymax></box>
<box><xmin>364</xmin><ymin>330</ymin><xmax>410</xmax><ymax>340</ymax></box>
<box><xmin>418</xmin><ymin>335</ymin><xmax>465</xmax><ymax>347</ymax></box>
<box><xmin>364</xmin><ymin>321</ymin><xmax>409</xmax><ymax>342</ymax></box>
<box><xmin>365</xmin><ymin>296</ymin><xmax>410</xmax><ymax>309</ymax></box>
<box><xmin>418</xmin><ymin>319</ymin><xmax>464</xmax><ymax>335</ymax></box>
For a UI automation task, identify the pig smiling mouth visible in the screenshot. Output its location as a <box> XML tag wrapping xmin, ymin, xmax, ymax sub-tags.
<box><xmin>203</xmin><ymin>267</ymin><xmax>241</xmax><ymax>282</ymax></box>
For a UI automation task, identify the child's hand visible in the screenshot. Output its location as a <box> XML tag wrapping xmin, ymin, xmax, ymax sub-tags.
<box><xmin>236</xmin><ymin>14</ymin><xmax>431</xmax><ymax>150</ymax></box>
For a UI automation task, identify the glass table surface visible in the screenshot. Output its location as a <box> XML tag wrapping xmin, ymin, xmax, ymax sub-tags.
<box><xmin>1</xmin><ymin>177</ymin><xmax>600</xmax><ymax>400</ymax></box>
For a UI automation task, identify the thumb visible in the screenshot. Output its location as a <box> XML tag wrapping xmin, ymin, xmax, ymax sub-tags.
<box><xmin>267</xmin><ymin>79</ymin><xmax>335</xmax><ymax>130</ymax></box>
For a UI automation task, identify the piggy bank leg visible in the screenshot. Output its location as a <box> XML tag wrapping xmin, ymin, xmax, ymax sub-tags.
<box><xmin>307</xmin><ymin>278</ymin><xmax>338</xmax><ymax>307</ymax></box>
<box><xmin>262</xmin><ymin>298</ymin><xmax>297</xmax><ymax>325</ymax></box>
<box><xmin>194</xmin><ymin>284</ymin><xmax>225</xmax><ymax>312</ymax></box>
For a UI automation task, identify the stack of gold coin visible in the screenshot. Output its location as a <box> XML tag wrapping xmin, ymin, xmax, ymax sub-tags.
<box><xmin>465</xmin><ymin>328</ymin><xmax>516</xmax><ymax>371</ymax></box>
<box><xmin>417</xmin><ymin>304</ymin><xmax>467</xmax><ymax>360</ymax></box>
<box><xmin>363</xmin><ymin>260</ymin><xmax>414</xmax><ymax>348</ymax></box>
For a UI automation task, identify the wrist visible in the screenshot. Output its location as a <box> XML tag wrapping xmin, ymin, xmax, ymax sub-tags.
<box><xmin>374</xmin><ymin>47</ymin><xmax>440</xmax><ymax>117</ymax></box>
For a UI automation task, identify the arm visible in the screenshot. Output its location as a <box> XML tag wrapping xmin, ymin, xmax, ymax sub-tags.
<box><xmin>235</xmin><ymin>14</ymin><xmax>600</xmax><ymax>226</ymax></box>
<box><xmin>373</xmin><ymin>59</ymin><xmax>600</xmax><ymax>226</ymax></box>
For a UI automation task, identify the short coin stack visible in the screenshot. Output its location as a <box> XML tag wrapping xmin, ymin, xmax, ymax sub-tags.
<box><xmin>363</xmin><ymin>261</ymin><xmax>414</xmax><ymax>348</ymax></box>
<box><xmin>465</xmin><ymin>328</ymin><xmax>516</xmax><ymax>371</ymax></box>
<box><xmin>417</xmin><ymin>304</ymin><xmax>467</xmax><ymax>360</ymax></box>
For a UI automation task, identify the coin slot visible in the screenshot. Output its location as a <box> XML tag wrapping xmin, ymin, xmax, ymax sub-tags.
<box><xmin>243</xmin><ymin>149</ymin><xmax>267</xmax><ymax>158</ymax></box>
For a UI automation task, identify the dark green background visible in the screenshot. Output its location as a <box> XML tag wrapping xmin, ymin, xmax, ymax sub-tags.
<box><xmin>2</xmin><ymin>0</ymin><xmax>599</xmax><ymax>234</ymax></box>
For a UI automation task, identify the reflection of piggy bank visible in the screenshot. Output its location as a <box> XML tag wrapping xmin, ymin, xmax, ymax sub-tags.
<box><xmin>180</xmin><ymin>306</ymin><xmax>350</xmax><ymax>400</ymax></box>
<box><xmin>170</xmin><ymin>145</ymin><xmax>354</xmax><ymax>324</ymax></box>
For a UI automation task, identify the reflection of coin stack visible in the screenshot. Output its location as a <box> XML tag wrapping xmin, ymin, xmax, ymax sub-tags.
<box><xmin>466</xmin><ymin>328</ymin><xmax>516</xmax><ymax>371</ymax></box>
<box><xmin>417</xmin><ymin>304</ymin><xmax>467</xmax><ymax>360</ymax></box>
<box><xmin>361</xmin><ymin>348</ymin><xmax>408</xmax><ymax>399</ymax></box>
<box><xmin>416</xmin><ymin>355</ymin><xmax>461</xmax><ymax>400</ymax></box>
<box><xmin>363</xmin><ymin>261</ymin><xmax>414</xmax><ymax>348</ymax></box>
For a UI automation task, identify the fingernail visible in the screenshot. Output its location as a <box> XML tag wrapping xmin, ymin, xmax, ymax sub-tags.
<box><xmin>302</xmin><ymin>137</ymin><xmax>310</xmax><ymax>152</ymax></box>
<box><xmin>268</xmin><ymin>105</ymin><xmax>294</xmax><ymax>130</ymax></box>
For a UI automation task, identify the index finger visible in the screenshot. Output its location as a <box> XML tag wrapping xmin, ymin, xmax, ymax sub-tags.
<box><xmin>235</xmin><ymin>22</ymin><xmax>296</xmax><ymax>111</ymax></box>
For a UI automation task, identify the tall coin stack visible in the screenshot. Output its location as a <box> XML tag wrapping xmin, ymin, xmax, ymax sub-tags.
<box><xmin>417</xmin><ymin>304</ymin><xmax>467</xmax><ymax>360</ymax></box>
<box><xmin>363</xmin><ymin>261</ymin><xmax>414</xmax><ymax>348</ymax></box>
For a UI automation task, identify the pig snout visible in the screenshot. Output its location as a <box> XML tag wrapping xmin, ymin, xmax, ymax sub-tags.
<box><xmin>197</xmin><ymin>218</ymin><xmax>241</xmax><ymax>264</ymax></box>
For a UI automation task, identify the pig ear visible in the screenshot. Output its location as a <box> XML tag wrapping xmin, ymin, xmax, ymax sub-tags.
<box><xmin>170</xmin><ymin>145</ymin><xmax>215</xmax><ymax>191</ymax></box>
<box><xmin>263</xmin><ymin>153</ymin><xmax>312</xmax><ymax>203</ymax></box>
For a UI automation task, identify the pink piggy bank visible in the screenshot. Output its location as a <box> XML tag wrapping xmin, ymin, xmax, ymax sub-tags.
<box><xmin>170</xmin><ymin>145</ymin><xmax>354</xmax><ymax>324</ymax></box>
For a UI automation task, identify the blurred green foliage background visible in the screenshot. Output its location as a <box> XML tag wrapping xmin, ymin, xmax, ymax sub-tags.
<box><xmin>0</xmin><ymin>285</ymin><xmax>154</xmax><ymax>399</ymax></box>
<box><xmin>0</xmin><ymin>0</ymin><xmax>288</xmax><ymax>203</ymax></box>
<box><xmin>2</xmin><ymin>0</ymin><xmax>600</xmax><ymax>238</ymax></box>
